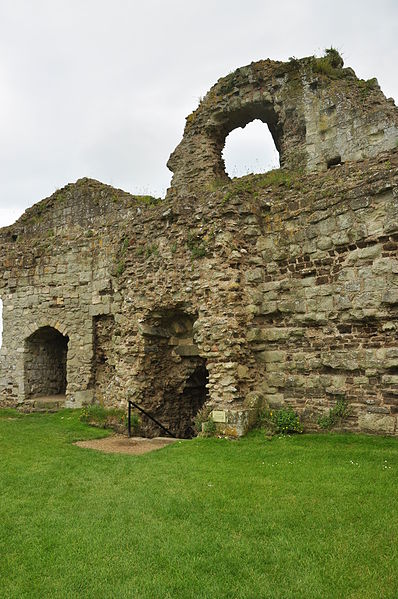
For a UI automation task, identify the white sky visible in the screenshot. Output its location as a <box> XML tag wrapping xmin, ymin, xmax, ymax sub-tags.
<box><xmin>0</xmin><ymin>0</ymin><xmax>397</xmax><ymax>229</ymax></box>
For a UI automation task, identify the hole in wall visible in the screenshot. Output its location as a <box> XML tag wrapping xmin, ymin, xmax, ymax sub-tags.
<box><xmin>222</xmin><ymin>119</ymin><xmax>280</xmax><ymax>178</ymax></box>
<box><xmin>327</xmin><ymin>155</ymin><xmax>342</xmax><ymax>168</ymax></box>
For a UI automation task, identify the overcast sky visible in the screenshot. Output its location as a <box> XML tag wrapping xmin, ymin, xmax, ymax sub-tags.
<box><xmin>0</xmin><ymin>0</ymin><xmax>397</xmax><ymax>228</ymax></box>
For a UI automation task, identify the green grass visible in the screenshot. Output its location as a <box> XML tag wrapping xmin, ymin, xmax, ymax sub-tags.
<box><xmin>1</xmin><ymin>409</ymin><xmax>398</xmax><ymax>598</ymax></box>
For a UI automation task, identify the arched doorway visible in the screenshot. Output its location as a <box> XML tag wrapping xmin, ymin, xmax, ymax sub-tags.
<box><xmin>24</xmin><ymin>326</ymin><xmax>69</xmax><ymax>399</ymax></box>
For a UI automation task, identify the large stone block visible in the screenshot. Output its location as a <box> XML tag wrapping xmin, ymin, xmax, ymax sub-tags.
<box><xmin>358</xmin><ymin>413</ymin><xmax>396</xmax><ymax>434</ymax></box>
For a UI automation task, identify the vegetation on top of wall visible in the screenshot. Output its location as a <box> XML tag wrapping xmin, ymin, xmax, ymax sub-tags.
<box><xmin>220</xmin><ymin>168</ymin><xmax>300</xmax><ymax>203</ymax></box>
<box><xmin>79</xmin><ymin>404</ymin><xmax>134</xmax><ymax>433</ymax></box>
<box><xmin>310</xmin><ymin>47</ymin><xmax>346</xmax><ymax>79</ymax></box>
<box><xmin>131</xmin><ymin>195</ymin><xmax>162</xmax><ymax>206</ymax></box>
<box><xmin>24</xmin><ymin>199</ymin><xmax>51</xmax><ymax>226</ymax></box>
<box><xmin>323</xmin><ymin>47</ymin><xmax>344</xmax><ymax>68</ymax></box>
<box><xmin>356</xmin><ymin>77</ymin><xmax>380</xmax><ymax>98</ymax></box>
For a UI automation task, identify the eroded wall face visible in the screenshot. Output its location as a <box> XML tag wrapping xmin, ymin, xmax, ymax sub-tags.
<box><xmin>240</xmin><ymin>154</ymin><xmax>398</xmax><ymax>434</ymax></box>
<box><xmin>93</xmin><ymin>314</ymin><xmax>115</xmax><ymax>404</ymax></box>
<box><xmin>100</xmin><ymin>151</ymin><xmax>396</xmax><ymax>436</ymax></box>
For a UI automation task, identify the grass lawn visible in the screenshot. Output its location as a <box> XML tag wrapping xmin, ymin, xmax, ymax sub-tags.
<box><xmin>1</xmin><ymin>409</ymin><xmax>398</xmax><ymax>598</ymax></box>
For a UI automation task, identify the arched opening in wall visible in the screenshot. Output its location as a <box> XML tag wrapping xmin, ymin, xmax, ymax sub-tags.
<box><xmin>24</xmin><ymin>327</ymin><xmax>69</xmax><ymax>400</ymax></box>
<box><xmin>222</xmin><ymin>119</ymin><xmax>280</xmax><ymax>179</ymax></box>
<box><xmin>139</xmin><ymin>309</ymin><xmax>209</xmax><ymax>439</ymax></box>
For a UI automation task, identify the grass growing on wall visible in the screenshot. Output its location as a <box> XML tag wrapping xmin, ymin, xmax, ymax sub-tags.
<box><xmin>1</xmin><ymin>409</ymin><xmax>398</xmax><ymax>598</ymax></box>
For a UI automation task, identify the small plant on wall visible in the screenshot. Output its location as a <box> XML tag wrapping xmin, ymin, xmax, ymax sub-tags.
<box><xmin>318</xmin><ymin>399</ymin><xmax>351</xmax><ymax>430</ymax></box>
<box><xmin>193</xmin><ymin>406</ymin><xmax>216</xmax><ymax>436</ymax></box>
<box><xmin>186</xmin><ymin>233</ymin><xmax>206</xmax><ymax>259</ymax></box>
<box><xmin>258</xmin><ymin>407</ymin><xmax>303</xmax><ymax>435</ymax></box>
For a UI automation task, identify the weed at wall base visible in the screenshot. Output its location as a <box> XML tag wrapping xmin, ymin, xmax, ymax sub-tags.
<box><xmin>258</xmin><ymin>407</ymin><xmax>303</xmax><ymax>435</ymax></box>
<box><xmin>318</xmin><ymin>399</ymin><xmax>351</xmax><ymax>430</ymax></box>
<box><xmin>80</xmin><ymin>405</ymin><xmax>140</xmax><ymax>434</ymax></box>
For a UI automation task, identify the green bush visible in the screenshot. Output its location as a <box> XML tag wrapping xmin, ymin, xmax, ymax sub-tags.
<box><xmin>311</xmin><ymin>47</ymin><xmax>344</xmax><ymax>79</ymax></box>
<box><xmin>324</xmin><ymin>47</ymin><xmax>344</xmax><ymax>68</ymax></box>
<box><xmin>259</xmin><ymin>408</ymin><xmax>303</xmax><ymax>435</ymax></box>
<box><xmin>115</xmin><ymin>260</ymin><xmax>125</xmax><ymax>276</ymax></box>
<box><xmin>202</xmin><ymin>417</ymin><xmax>217</xmax><ymax>436</ymax></box>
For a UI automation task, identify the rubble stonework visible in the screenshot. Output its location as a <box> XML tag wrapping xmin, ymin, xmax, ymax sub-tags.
<box><xmin>0</xmin><ymin>52</ymin><xmax>397</xmax><ymax>436</ymax></box>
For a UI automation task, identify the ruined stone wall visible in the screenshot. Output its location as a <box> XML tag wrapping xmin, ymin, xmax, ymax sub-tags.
<box><xmin>0</xmin><ymin>179</ymin><xmax>134</xmax><ymax>407</ymax></box>
<box><xmin>0</xmin><ymin>152</ymin><xmax>397</xmax><ymax>435</ymax></box>
<box><xmin>0</xmin><ymin>53</ymin><xmax>397</xmax><ymax>437</ymax></box>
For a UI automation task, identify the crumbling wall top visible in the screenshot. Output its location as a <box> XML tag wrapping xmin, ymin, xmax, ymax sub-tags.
<box><xmin>167</xmin><ymin>50</ymin><xmax>398</xmax><ymax>198</ymax></box>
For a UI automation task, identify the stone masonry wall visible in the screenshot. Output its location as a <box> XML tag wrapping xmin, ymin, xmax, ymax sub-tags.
<box><xmin>239</xmin><ymin>152</ymin><xmax>398</xmax><ymax>434</ymax></box>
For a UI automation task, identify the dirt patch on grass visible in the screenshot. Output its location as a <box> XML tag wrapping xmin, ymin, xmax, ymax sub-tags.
<box><xmin>74</xmin><ymin>435</ymin><xmax>179</xmax><ymax>455</ymax></box>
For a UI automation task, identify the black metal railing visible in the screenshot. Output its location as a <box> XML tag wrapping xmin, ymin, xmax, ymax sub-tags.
<box><xmin>127</xmin><ymin>400</ymin><xmax>176</xmax><ymax>438</ymax></box>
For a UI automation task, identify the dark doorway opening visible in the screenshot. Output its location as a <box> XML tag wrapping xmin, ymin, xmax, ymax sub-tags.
<box><xmin>179</xmin><ymin>364</ymin><xmax>209</xmax><ymax>438</ymax></box>
<box><xmin>139</xmin><ymin>309</ymin><xmax>209</xmax><ymax>438</ymax></box>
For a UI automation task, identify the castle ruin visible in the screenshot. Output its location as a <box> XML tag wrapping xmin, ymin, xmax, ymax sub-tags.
<box><xmin>1</xmin><ymin>51</ymin><xmax>397</xmax><ymax>437</ymax></box>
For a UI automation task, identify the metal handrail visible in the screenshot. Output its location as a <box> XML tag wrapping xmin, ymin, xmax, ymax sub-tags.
<box><xmin>128</xmin><ymin>400</ymin><xmax>176</xmax><ymax>438</ymax></box>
